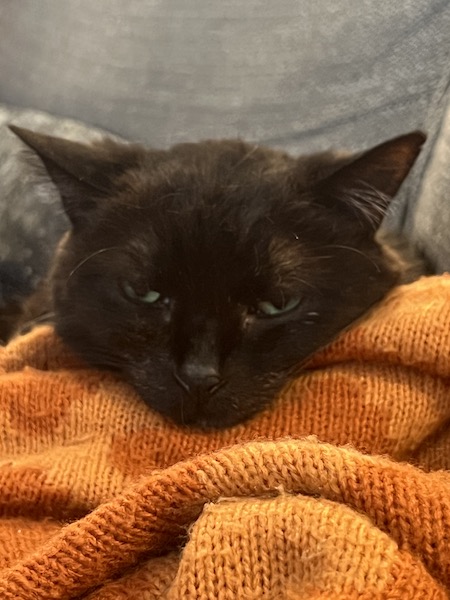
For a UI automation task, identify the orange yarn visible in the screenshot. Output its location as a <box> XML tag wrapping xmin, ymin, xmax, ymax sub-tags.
<box><xmin>0</xmin><ymin>275</ymin><xmax>449</xmax><ymax>599</ymax></box>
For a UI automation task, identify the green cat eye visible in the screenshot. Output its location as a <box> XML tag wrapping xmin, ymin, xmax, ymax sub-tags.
<box><xmin>257</xmin><ymin>297</ymin><xmax>301</xmax><ymax>317</ymax></box>
<box><xmin>123</xmin><ymin>282</ymin><xmax>161</xmax><ymax>304</ymax></box>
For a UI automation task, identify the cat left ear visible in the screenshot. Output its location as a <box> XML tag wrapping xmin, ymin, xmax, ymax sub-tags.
<box><xmin>8</xmin><ymin>125</ymin><xmax>143</xmax><ymax>229</ymax></box>
<box><xmin>315</xmin><ymin>131</ymin><xmax>426</xmax><ymax>230</ymax></box>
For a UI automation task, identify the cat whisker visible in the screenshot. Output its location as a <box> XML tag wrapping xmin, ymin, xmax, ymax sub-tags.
<box><xmin>310</xmin><ymin>255</ymin><xmax>334</xmax><ymax>261</ymax></box>
<box><xmin>322</xmin><ymin>244</ymin><xmax>381</xmax><ymax>271</ymax></box>
<box><xmin>77</xmin><ymin>347</ymin><xmax>125</xmax><ymax>369</ymax></box>
<box><xmin>155</xmin><ymin>191</ymin><xmax>185</xmax><ymax>204</ymax></box>
<box><xmin>23</xmin><ymin>310</ymin><xmax>55</xmax><ymax>326</ymax></box>
<box><xmin>18</xmin><ymin>311</ymin><xmax>56</xmax><ymax>335</ymax></box>
<box><xmin>288</xmin><ymin>276</ymin><xmax>321</xmax><ymax>293</ymax></box>
<box><xmin>230</xmin><ymin>145</ymin><xmax>258</xmax><ymax>171</ymax></box>
<box><xmin>67</xmin><ymin>246</ymin><xmax>120</xmax><ymax>282</ymax></box>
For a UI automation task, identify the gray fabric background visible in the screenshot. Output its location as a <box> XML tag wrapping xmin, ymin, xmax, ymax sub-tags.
<box><xmin>2</xmin><ymin>1</ymin><xmax>449</xmax><ymax>152</ymax></box>
<box><xmin>1</xmin><ymin>0</ymin><xmax>450</xmax><ymax>302</ymax></box>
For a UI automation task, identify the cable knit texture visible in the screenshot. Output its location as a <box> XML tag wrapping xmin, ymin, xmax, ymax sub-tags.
<box><xmin>0</xmin><ymin>275</ymin><xmax>449</xmax><ymax>599</ymax></box>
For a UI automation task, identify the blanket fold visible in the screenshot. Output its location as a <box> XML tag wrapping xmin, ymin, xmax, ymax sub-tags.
<box><xmin>0</xmin><ymin>275</ymin><xmax>449</xmax><ymax>598</ymax></box>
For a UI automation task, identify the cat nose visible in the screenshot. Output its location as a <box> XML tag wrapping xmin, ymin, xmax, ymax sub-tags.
<box><xmin>174</xmin><ymin>362</ymin><xmax>224</xmax><ymax>395</ymax></box>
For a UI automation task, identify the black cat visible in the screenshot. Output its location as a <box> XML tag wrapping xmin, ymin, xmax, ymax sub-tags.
<box><xmin>8</xmin><ymin>126</ymin><xmax>426</xmax><ymax>428</ymax></box>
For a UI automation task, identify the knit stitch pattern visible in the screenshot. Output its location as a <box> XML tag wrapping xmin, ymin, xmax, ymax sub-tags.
<box><xmin>0</xmin><ymin>275</ymin><xmax>449</xmax><ymax>599</ymax></box>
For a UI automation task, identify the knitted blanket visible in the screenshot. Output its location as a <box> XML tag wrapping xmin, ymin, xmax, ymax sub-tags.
<box><xmin>0</xmin><ymin>276</ymin><xmax>449</xmax><ymax>599</ymax></box>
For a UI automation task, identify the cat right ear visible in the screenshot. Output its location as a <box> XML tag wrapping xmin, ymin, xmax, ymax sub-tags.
<box><xmin>9</xmin><ymin>125</ymin><xmax>143</xmax><ymax>229</ymax></box>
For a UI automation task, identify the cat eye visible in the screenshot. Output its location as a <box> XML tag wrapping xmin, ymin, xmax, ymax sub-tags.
<box><xmin>122</xmin><ymin>281</ymin><xmax>162</xmax><ymax>304</ymax></box>
<box><xmin>256</xmin><ymin>297</ymin><xmax>301</xmax><ymax>317</ymax></box>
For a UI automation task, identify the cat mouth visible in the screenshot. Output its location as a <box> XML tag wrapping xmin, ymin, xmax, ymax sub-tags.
<box><xmin>172</xmin><ymin>383</ymin><xmax>233</xmax><ymax>428</ymax></box>
<box><xmin>129</xmin><ymin>372</ymin><xmax>286</xmax><ymax>430</ymax></box>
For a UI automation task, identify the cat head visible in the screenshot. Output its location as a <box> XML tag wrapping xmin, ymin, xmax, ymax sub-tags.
<box><xmin>9</xmin><ymin>125</ymin><xmax>425</xmax><ymax>428</ymax></box>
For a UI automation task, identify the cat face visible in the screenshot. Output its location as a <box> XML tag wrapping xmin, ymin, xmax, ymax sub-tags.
<box><xmin>9</xmin><ymin>126</ymin><xmax>425</xmax><ymax>428</ymax></box>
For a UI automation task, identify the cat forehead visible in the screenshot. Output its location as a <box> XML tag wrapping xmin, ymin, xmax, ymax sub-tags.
<box><xmin>127</xmin><ymin>140</ymin><xmax>349</xmax><ymax>208</ymax></box>
<box><xmin>131</xmin><ymin>140</ymin><xmax>294</xmax><ymax>192</ymax></box>
<box><xmin>104</xmin><ymin>141</ymin><xmax>322</xmax><ymax>264</ymax></box>
<box><xmin>125</xmin><ymin>182</ymin><xmax>304</xmax><ymax>256</ymax></box>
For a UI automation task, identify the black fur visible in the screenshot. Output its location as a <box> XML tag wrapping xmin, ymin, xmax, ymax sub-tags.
<box><xmin>7</xmin><ymin>127</ymin><xmax>426</xmax><ymax>428</ymax></box>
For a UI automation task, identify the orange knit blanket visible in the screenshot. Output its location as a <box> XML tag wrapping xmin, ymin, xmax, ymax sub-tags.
<box><xmin>0</xmin><ymin>275</ymin><xmax>449</xmax><ymax>599</ymax></box>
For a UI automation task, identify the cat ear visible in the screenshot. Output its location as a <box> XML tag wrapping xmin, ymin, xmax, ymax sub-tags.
<box><xmin>314</xmin><ymin>131</ymin><xmax>426</xmax><ymax>230</ymax></box>
<box><xmin>8</xmin><ymin>125</ymin><xmax>143</xmax><ymax>228</ymax></box>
